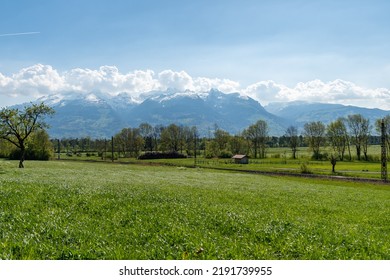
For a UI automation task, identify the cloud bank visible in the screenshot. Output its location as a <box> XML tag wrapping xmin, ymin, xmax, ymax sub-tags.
<box><xmin>1</xmin><ymin>64</ymin><xmax>390</xmax><ymax>110</ymax></box>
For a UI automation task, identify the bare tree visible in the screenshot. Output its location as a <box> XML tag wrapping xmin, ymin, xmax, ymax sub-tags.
<box><xmin>0</xmin><ymin>102</ymin><xmax>54</xmax><ymax>168</ymax></box>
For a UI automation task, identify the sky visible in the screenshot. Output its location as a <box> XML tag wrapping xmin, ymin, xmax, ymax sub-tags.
<box><xmin>1</xmin><ymin>0</ymin><xmax>390</xmax><ymax>109</ymax></box>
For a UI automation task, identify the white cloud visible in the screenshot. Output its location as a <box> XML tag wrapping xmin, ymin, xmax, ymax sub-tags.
<box><xmin>244</xmin><ymin>79</ymin><xmax>390</xmax><ymax>110</ymax></box>
<box><xmin>1</xmin><ymin>64</ymin><xmax>390</xmax><ymax>110</ymax></box>
<box><xmin>294</xmin><ymin>79</ymin><xmax>390</xmax><ymax>109</ymax></box>
<box><xmin>157</xmin><ymin>70</ymin><xmax>241</xmax><ymax>94</ymax></box>
<box><xmin>64</xmin><ymin>66</ymin><xmax>159</xmax><ymax>95</ymax></box>
<box><xmin>0</xmin><ymin>72</ymin><xmax>12</xmax><ymax>87</ymax></box>
<box><xmin>193</xmin><ymin>77</ymin><xmax>240</xmax><ymax>93</ymax></box>
<box><xmin>244</xmin><ymin>80</ymin><xmax>287</xmax><ymax>104</ymax></box>
<box><xmin>157</xmin><ymin>70</ymin><xmax>194</xmax><ymax>91</ymax></box>
<box><xmin>0</xmin><ymin>64</ymin><xmax>67</xmax><ymax>101</ymax></box>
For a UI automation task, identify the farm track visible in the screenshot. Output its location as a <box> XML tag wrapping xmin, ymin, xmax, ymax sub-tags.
<box><xmin>58</xmin><ymin>158</ymin><xmax>390</xmax><ymax>185</ymax></box>
<box><xmin>206</xmin><ymin>166</ymin><xmax>389</xmax><ymax>184</ymax></box>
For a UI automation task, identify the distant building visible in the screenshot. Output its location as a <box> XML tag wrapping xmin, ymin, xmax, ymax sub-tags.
<box><xmin>232</xmin><ymin>154</ymin><xmax>249</xmax><ymax>164</ymax></box>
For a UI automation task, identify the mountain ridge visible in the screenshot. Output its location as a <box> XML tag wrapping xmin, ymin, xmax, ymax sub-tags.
<box><xmin>36</xmin><ymin>89</ymin><xmax>287</xmax><ymax>138</ymax></box>
<box><xmin>265</xmin><ymin>101</ymin><xmax>389</xmax><ymax>132</ymax></box>
<box><xmin>16</xmin><ymin>89</ymin><xmax>390</xmax><ymax>138</ymax></box>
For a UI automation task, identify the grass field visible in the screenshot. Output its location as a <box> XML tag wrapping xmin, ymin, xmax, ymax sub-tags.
<box><xmin>0</xmin><ymin>159</ymin><xmax>390</xmax><ymax>260</ymax></box>
<box><xmin>59</xmin><ymin>144</ymin><xmax>387</xmax><ymax>179</ymax></box>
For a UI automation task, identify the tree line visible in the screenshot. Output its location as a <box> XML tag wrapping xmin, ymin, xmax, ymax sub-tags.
<box><xmin>302</xmin><ymin>115</ymin><xmax>390</xmax><ymax>161</ymax></box>
<box><xmin>51</xmin><ymin>115</ymin><xmax>390</xmax><ymax>162</ymax></box>
<box><xmin>1</xmin><ymin>102</ymin><xmax>390</xmax><ymax>168</ymax></box>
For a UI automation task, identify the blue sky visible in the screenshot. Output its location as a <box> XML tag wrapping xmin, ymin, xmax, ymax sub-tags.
<box><xmin>1</xmin><ymin>0</ymin><xmax>390</xmax><ymax>108</ymax></box>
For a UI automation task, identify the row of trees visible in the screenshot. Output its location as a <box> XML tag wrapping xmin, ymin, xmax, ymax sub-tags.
<box><xmin>301</xmin><ymin>115</ymin><xmax>390</xmax><ymax>161</ymax></box>
<box><xmin>52</xmin><ymin>114</ymin><xmax>390</xmax><ymax>162</ymax></box>
<box><xmin>53</xmin><ymin>120</ymin><xmax>270</xmax><ymax>160</ymax></box>
<box><xmin>1</xmin><ymin>103</ymin><xmax>389</xmax><ymax>168</ymax></box>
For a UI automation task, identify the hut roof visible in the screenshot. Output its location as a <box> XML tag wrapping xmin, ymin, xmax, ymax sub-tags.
<box><xmin>232</xmin><ymin>154</ymin><xmax>247</xmax><ymax>159</ymax></box>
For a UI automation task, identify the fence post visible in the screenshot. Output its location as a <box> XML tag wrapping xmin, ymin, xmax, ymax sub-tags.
<box><xmin>381</xmin><ymin>119</ymin><xmax>387</xmax><ymax>182</ymax></box>
<box><xmin>111</xmin><ymin>136</ymin><xmax>114</xmax><ymax>163</ymax></box>
<box><xmin>57</xmin><ymin>139</ymin><xmax>60</xmax><ymax>160</ymax></box>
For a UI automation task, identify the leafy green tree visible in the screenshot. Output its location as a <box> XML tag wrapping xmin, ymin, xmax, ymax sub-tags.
<box><xmin>205</xmin><ymin>140</ymin><xmax>220</xmax><ymax>158</ymax></box>
<box><xmin>29</xmin><ymin>129</ymin><xmax>53</xmax><ymax>160</ymax></box>
<box><xmin>303</xmin><ymin>121</ymin><xmax>326</xmax><ymax>160</ymax></box>
<box><xmin>347</xmin><ymin>114</ymin><xmax>370</xmax><ymax>161</ymax></box>
<box><xmin>160</xmin><ymin>124</ymin><xmax>181</xmax><ymax>152</ymax></box>
<box><xmin>182</xmin><ymin>126</ymin><xmax>198</xmax><ymax>156</ymax></box>
<box><xmin>9</xmin><ymin>129</ymin><xmax>53</xmax><ymax>161</ymax></box>
<box><xmin>139</xmin><ymin>122</ymin><xmax>153</xmax><ymax>152</ymax></box>
<box><xmin>229</xmin><ymin>134</ymin><xmax>247</xmax><ymax>155</ymax></box>
<box><xmin>375</xmin><ymin>115</ymin><xmax>390</xmax><ymax>157</ymax></box>
<box><xmin>0</xmin><ymin>102</ymin><xmax>54</xmax><ymax>168</ymax></box>
<box><xmin>285</xmin><ymin>126</ymin><xmax>299</xmax><ymax>159</ymax></box>
<box><xmin>152</xmin><ymin>125</ymin><xmax>164</xmax><ymax>152</ymax></box>
<box><xmin>0</xmin><ymin>138</ymin><xmax>13</xmax><ymax>158</ymax></box>
<box><xmin>115</xmin><ymin>128</ymin><xmax>132</xmax><ymax>157</ymax></box>
<box><xmin>114</xmin><ymin>127</ymin><xmax>144</xmax><ymax>157</ymax></box>
<box><xmin>243</xmin><ymin>120</ymin><xmax>269</xmax><ymax>158</ymax></box>
<box><xmin>214</xmin><ymin>128</ymin><xmax>230</xmax><ymax>151</ymax></box>
<box><xmin>327</xmin><ymin>118</ymin><xmax>348</xmax><ymax>160</ymax></box>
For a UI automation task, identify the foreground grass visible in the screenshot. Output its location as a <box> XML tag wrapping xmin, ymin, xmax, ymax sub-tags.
<box><xmin>0</xmin><ymin>160</ymin><xmax>389</xmax><ymax>259</ymax></box>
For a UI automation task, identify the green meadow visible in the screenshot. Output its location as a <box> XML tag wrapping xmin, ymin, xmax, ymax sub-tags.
<box><xmin>0</xmin><ymin>159</ymin><xmax>389</xmax><ymax>260</ymax></box>
<box><xmin>60</xmin><ymin>145</ymin><xmax>387</xmax><ymax>179</ymax></box>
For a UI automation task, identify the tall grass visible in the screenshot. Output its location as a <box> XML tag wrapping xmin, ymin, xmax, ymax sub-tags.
<box><xmin>0</xmin><ymin>160</ymin><xmax>389</xmax><ymax>259</ymax></box>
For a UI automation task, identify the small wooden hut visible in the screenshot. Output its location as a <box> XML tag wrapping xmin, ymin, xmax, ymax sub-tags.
<box><xmin>232</xmin><ymin>154</ymin><xmax>249</xmax><ymax>164</ymax></box>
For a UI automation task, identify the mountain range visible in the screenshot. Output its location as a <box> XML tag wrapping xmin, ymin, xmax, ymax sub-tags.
<box><xmin>27</xmin><ymin>89</ymin><xmax>390</xmax><ymax>138</ymax></box>
<box><xmin>265</xmin><ymin>101</ymin><xmax>389</xmax><ymax>128</ymax></box>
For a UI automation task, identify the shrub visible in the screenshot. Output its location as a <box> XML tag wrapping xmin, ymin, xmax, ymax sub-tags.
<box><xmin>272</xmin><ymin>153</ymin><xmax>281</xmax><ymax>159</ymax></box>
<box><xmin>300</xmin><ymin>162</ymin><xmax>312</xmax><ymax>174</ymax></box>
<box><xmin>138</xmin><ymin>151</ymin><xmax>187</xmax><ymax>160</ymax></box>
<box><xmin>219</xmin><ymin>150</ymin><xmax>233</xmax><ymax>159</ymax></box>
<box><xmin>311</xmin><ymin>152</ymin><xmax>328</xmax><ymax>161</ymax></box>
<box><xmin>9</xmin><ymin>148</ymin><xmax>51</xmax><ymax>161</ymax></box>
<box><xmin>106</xmin><ymin>153</ymin><xmax>119</xmax><ymax>160</ymax></box>
<box><xmin>365</xmin><ymin>155</ymin><xmax>380</xmax><ymax>162</ymax></box>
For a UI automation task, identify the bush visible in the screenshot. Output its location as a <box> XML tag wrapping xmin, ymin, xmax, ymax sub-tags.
<box><xmin>311</xmin><ymin>152</ymin><xmax>328</xmax><ymax>161</ymax></box>
<box><xmin>219</xmin><ymin>150</ymin><xmax>233</xmax><ymax>158</ymax></box>
<box><xmin>300</xmin><ymin>162</ymin><xmax>312</xmax><ymax>174</ymax></box>
<box><xmin>204</xmin><ymin>151</ymin><xmax>214</xmax><ymax>159</ymax></box>
<box><xmin>9</xmin><ymin>148</ymin><xmax>51</xmax><ymax>161</ymax></box>
<box><xmin>138</xmin><ymin>151</ymin><xmax>187</xmax><ymax>160</ymax></box>
<box><xmin>364</xmin><ymin>155</ymin><xmax>380</xmax><ymax>162</ymax></box>
<box><xmin>106</xmin><ymin>153</ymin><xmax>119</xmax><ymax>160</ymax></box>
